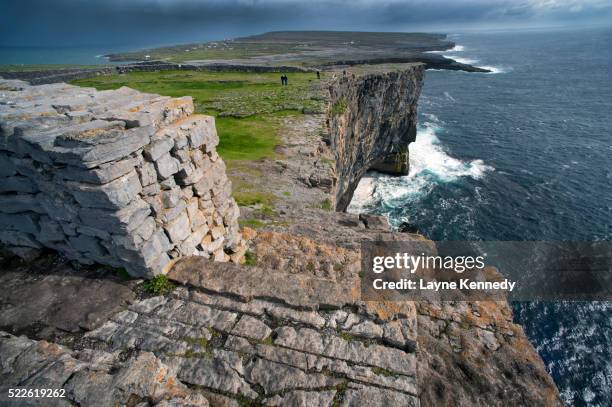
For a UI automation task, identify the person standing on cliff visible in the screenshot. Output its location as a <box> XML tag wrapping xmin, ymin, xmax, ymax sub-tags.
<box><xmin>280</xmin><ymin>75</ymin><xmax>285</xmax><ymax>85</ymax></box>
<box><xmin>316</xmin><ymin>71</ymin><xmax>320</xmax><ymax>79</ymax></box>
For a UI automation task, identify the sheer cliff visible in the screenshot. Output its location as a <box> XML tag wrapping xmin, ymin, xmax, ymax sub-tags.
<box><xmin>327</xmin><ymin>65</ymin><xmax>424</xmax><ymax>211</ymax></box>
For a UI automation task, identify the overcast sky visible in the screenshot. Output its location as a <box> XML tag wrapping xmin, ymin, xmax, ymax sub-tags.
<box><xmin>2</xmin><ymin>0</ymin><xmax>612</xmax><ymax>48</ymax></box>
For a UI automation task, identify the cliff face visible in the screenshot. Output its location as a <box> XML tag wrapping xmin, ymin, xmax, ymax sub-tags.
<box><xmin>324</xmin><ymin>69</ymin><xmax>562</xmax><ymax>406</ymax></box>
<box><xmin>327</xmin><ymin>66</ymin><xmax>424</xmax><ymax>211</ymax></box>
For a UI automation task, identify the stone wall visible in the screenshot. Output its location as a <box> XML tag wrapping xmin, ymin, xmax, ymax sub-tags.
<box><xmin>327</xmin><ymin>66</ymin><xmax>424</xmax><ymax>211</ymax></box>
<box><xmin>0</xmin><ymin>78</ymin><xmax>244</xmax><ymax>276</ymax></box>
<box><xmin>0</xmin><ymin>62</ymin><xmax>310</xmax><ymax>86</ymax></box>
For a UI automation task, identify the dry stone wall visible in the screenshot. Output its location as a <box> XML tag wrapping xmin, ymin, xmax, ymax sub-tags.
<box><xmin>0</xmin><ymin>78</ymin><xmax>244</xmax><ymax>276</ymax></box>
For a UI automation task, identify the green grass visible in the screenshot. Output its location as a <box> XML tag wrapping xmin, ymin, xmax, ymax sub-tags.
<box><xmin>234</xmin><ymin>190</ymin><xmax>276</xmax><ymax>207</ymax></box>
<box><xmin>115</xmin><ymin>267</ymin><xmax>131</xmax><ymax>280</ymax></box>
<box><xmin>182</xmin><ymin>336</ymin><xmax>210</xmax><ymax>348</ymax></box>
<box><xmin>238</xmin><ymin>219</ymin><xmax>267</xmax><ymax>229</ymax></box>
<box><xmin>106</xmin><ymin>41</ymin><xmax>311</xmax><ymax>64</ymax></box>
<box><xmin>215</xmin><ymin>115</ymin><xmax>278</xmax><ymax>161</ymax></box>
<box><xmin>260</xmin><ymin>335</ymin><xmax>274</xmax><ymax>345</ymax></box>
<box><xmin>339</xmin><ymin>331</ymin><xmax>359</xmax><ymax>342</ymax></box>
<box><xmin>371</xmin><ymin>367</ymin><xmax>397</xmax><ymax>377</ymax></box>
<box><xmin>71</xmin><ymin>70</ymin><xmax>325</xmax><ymax>163</ymax></box>
<box><xmin>253</xmin><ymin>204</ymin><xmax>277</xmax><ymax>218</ymax></box>
<box><xmin>244</xmin><ymin>250</ymin><xmax>257</xmax><ymax>266</ymax></box>
<box><xmin>331</xmin><ymin>380</ymin><xmax>349</xmax><ymax>407</ymax></box>
<box><xmin>330</xmin><ymin>98</ymin><xmax>348</xmax><ymax>116</ymax></box>
<box><xmin>70</xmin><ymin>71</ymin><xmax>325</xmax><ymax>117</ymax></box>
<box><xmin>230</xmin><ymin>178</ymin><xmax>277</xmax><ymax>209</ymax></box>
<box><xmin>320</xmin><ymin>198</ymin><xmax>333</xmax><ymax>211</ymax></box>
<box><xmin>142</xmin><ymin>274</ymin><xmax>175</xmax><ymax>295</ymax></box>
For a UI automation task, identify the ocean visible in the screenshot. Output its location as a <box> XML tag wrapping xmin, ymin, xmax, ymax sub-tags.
<box><xmin>0</xmin><ymin>46</ymin><xmax>126</xmax><ymax>65</ymax></box>
<box><xmin>349</xmin><ymin>27</ymin><xmax>612</xmax><ymax>406</ymax></box>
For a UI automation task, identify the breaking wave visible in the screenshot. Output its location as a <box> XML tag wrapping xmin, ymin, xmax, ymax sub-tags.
<box><xmin>427</xmin><ymin>44</ymin><xmax>465</xmax><ymax>54</ymax></box>
<box><xmin>478</xmin><ymin>65</ymin><xmax>509</xmax><ymax>74</ymax></box>
<box><xmin>348</xmin><ymin>116</ymin><xmax>494</xmax><ymax>213</ymax></box>
<box><xmin>446</xmin><ymin>55</ymin><xmax>479</xmax><ymax>65</ymax></box>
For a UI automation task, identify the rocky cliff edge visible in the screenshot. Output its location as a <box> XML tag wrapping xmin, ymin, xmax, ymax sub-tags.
<box><xmin>0</xmin><ymin>71</ymin><xmax>562</xmax><ymax>406</ymax></box>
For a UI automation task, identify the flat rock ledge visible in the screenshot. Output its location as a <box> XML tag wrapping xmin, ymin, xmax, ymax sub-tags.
<box><xmin>0</xmin><ymin>261</ymin><xmax>419</xmax><ymax>407</ymax></box>
<box><xmin>0</xmin><ymin>249</ymin><xmax>561</xmax><ymax>406</ymax></box>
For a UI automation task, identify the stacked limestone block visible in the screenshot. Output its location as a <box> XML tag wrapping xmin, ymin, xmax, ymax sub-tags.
<box><xmin>0</xmin><ymin>78</ymin><xmax>245</xmax><ymax>276</ymax></box>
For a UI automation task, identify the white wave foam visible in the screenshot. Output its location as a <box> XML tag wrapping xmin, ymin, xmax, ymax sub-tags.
<box><xmin>427</xmin><ymin>43</ymin><xmax>508</xmax><ymax>74</ymax></box>
<box><xmin>409</xmin><ymin>122</ymin><xmax>494</xmax><ymax>181</ymax></box>
<box><xmin>426</xmin><ymin>44</ymin><xmax>465</xmax><ymax>54</ymax></box>
<box><xmin>350</xmin><ymin>176</ymin><xmax>376</xmax><ymax>203</ymax></box>
<box><xmin>445</xmin><ymin>55</ymin><xmax>479</xmax><ymax>65</ymax></box>
<box><xmin>348</xmin><ymin>121</ymin><xmax>493</xmax><ymax>213</ymax></box>
<box><xmin>477</xmin><ymin>65</ymin><xmax>508</xmax><ymax>74</ymax></box>
<box><xmin>423</xmin><ymin>113</ymin><xmax>440</xmax><ymax>123</ymax></box>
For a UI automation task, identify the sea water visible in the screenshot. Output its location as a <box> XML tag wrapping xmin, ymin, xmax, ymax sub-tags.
<box><xmin>0</xmin><ymin>46</ymin><xmax>136</xmax><ymax>65</ymax></box>
<box><xmin>349</xmin><ymin>26</ymin><xmax>612</xmax><ymax>406</ymax></box>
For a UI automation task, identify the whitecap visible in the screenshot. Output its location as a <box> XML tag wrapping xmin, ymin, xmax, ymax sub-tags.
<box><xmin>422</xmin><ymin>113</ymin><xmax>440</xmax><ymax>123</ymax></box>
<box><xmin>444</xmin><ymin>55</ymin><xmax>479</xmax><ymax>65</ymax></box>
<box><xmin>477</xmin><ymin>65</ymin><xmax>508</xmax><ymax>74</ymax></box>
<box><xmin>349</xmin><ymin>176</ymin><xmax>377</xmax><ymax>210</ymax></box>
<box><xmin>582</xmin><ymin>387</ymin><xmax>596</xmax><ymax>403</ymax></box>
<box><xmin>426</xmin><ymin>44</ymin><xmax>465</xmax><ymax>54</ymax></box>
<box><xmin>348</xmin><ymin>122</ymin><xmax>494</xmax><ymax>213</ymax></box>
<box><xmin>409</xmin><ymin>123</ymin><xmax>494</xmax><ymax>181</ymax></box>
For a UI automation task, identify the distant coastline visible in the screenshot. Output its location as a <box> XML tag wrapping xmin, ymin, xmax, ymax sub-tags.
<box><xmin>0</xmin><ymin>31</ymin><xmax>490</xmax><ymax>85</ymax></box>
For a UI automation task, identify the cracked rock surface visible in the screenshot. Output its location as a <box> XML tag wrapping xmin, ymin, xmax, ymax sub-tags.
<box><xmin>0</xmin><ymin>246</ymin><xmax>560</xmax><ymax>406</ymax></box>
<box><xmin>0</xmin><ymin>259</ymin><xmax>419</xmax><ymax>406</ymax></box>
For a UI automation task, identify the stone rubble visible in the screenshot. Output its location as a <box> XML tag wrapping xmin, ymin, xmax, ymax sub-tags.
<box><xmin>0</xmin><ymin>79</ymin><xmax>245</xmax><ymax>276</ymax></box>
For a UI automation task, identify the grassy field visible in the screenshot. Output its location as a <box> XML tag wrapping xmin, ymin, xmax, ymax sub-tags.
<box><xmin>106</xmin><ymin>42</ymin><xmax>309</xmax><ymax>63</ymax></box>
<box><xmin>72</xmin><ymin>70</ymin><xmax>326</xmax><ymax>162</ymax></box>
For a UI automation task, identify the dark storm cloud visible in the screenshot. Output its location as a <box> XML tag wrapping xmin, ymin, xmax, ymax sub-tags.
<box><xmin>1</xmin><ymin>0</ymin><xmax>611</xmax><ymax>47</ymax></box>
